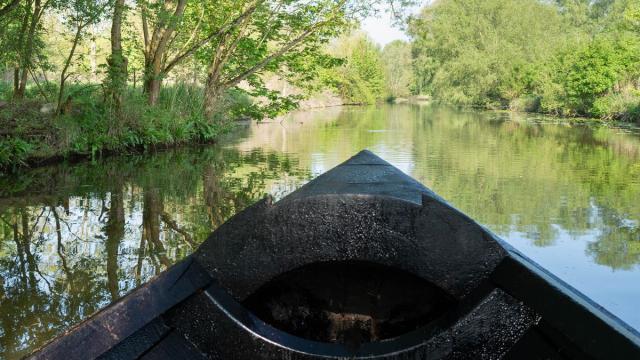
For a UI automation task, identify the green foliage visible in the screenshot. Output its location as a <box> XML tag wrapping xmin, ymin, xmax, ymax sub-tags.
<box><xmin>0</xmin><ymin>83</ymin><xmax>247</xmax><ymax>172</ymax></box>
<box><xmin>321</xmin><ymin>33</ymin><xmax>386</xmax><ymax>104</ymax></box>
<box><xmin>408</xmin><ymin>0</ymin><xmax>640</xmax><ymax>122</ymax></box>
<box><xmin>559</xmin><ymin>36</ymin><xmax>640</xmax><ymax>114</ymax></box>
<box><xmin>188</xmin><ymin>0</ymin><xmax>358</xmax><ymax>118</ymax></box>
<box><xmin>0</xmin><ymin>138</ymin><xmax>33</xmax><ymax>172</ymax></box>
<box><xmin>381</xmin><ymin>40</ymin><xmax>413</xmax><ymax>99</ymax></box>
<box><xmin>0</xmin><ymin>82</ymin><xmax>12</xmax><ymax>100</ymax></box>
<box><xmin>591</xmin><ymin>91</ymin><xmax>640</xmax><ymax>121</ymax></box>
<box><xmin>409</xmin><ymin>0</ymin><xmax>567</xmax><ymax>106</ymax></box>
<box><xmin>530</xmin><ymin>34</ymin><xmax>640</xmax><ymax>117</ymax></box>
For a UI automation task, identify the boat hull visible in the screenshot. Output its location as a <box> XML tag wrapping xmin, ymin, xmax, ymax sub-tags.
<box><xmin>27</xmin><ymin>150</ymin><xmax>640</xmax><ymax>360</ymax></box>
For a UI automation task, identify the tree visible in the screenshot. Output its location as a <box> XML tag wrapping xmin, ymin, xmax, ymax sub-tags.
<box><xmin>409</xmin><ymin>0</ymin><xmax>566</xmax><ymax>106</ymax></box>
<box><xmin>12</xmin><ymin>0</ymin><xmax>52</xmax><ymax>99</ymax></box>
<box><xmin>555</xmin><ymin>35</ymin><xmax>640</xmax><ymax>116</ymax></box>
<box><xmin>55</xmin><ymin>0</ymin><xmax>110</xmax><ymax>115</ymax></box>
<box><xmin>625</xmin><ymin>0</ymin><xmax>640</xmax><ymax>30</ymax></box>
<box><xmin>381</xmin><ymin>40</ymin><xmax>413</xmax><ymax>99</ymax></box>
<box><xmin>198</xmin><ymin>0</ymin><xmax>351</xmax><ymax>118</ymax></box>
<box><xmin>196</xmin><ymin>0</ymin><xmax>417</xmax><ymax>119</ymax></box>
<box><xmin>0</xmin><ymin>0</ymin><xmax>21</xmax><ymax>56</ymax></box>
<box><xmin>133</xmin><ymin>0</ymin><xmax>414</xmax><ymax>112</ymax></box>
<box><xmin>0</xmin><ymin>0</ymin><xmax>20</xmax><ymax>18</ymax></box>
<box><xmin>104</xmin><ymin>0</ymin><xmax>127</xmax><ymax>115</ymax></box>
<box><xmin>136</xmin><ymin>0</ymin><xmax>266</xmax><ymax>105</ymax></box>
<box><xmin>321</xmin><ymin>32</ymin><xmax>385</xmax><ymax>104</ymax></box>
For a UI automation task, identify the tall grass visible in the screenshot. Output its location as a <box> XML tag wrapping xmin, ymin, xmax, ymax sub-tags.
<box><xmin>0</xmin><ymin>138</ymin><xmax>33</xmax><ymax>171</ymax></box>
<box><xmin>0</xmin><ymin>83</ymin><xmax>248</xmax><ymax>174</ymax></box>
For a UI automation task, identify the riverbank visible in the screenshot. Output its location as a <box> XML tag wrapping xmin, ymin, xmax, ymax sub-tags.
<box><xmin>413</xmin><ymin>98</ymin><xmax>640</xmax><ymax>131</ymax></box>
<box><xmin>0</xmin><ymin>83</ymin><xmax>370</xmax><ymax>175</ymax></box>
<box><xmin>4</xmin><ymin>91</ymin><xmax>638</xmax><ymax>176</ymax></box>
<box><xmin>0</xmin><ymin>85</ymin><xmax>236</xmax><ymax>175</ymax></box>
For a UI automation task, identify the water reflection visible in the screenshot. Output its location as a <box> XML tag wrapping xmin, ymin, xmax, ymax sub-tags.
<box><xmin>1</xmin><ymin>104</ymin><xmax>639</xmax><ymax>358</ymax></box>
<box><xmin>0</xmin><ymin>148</ymin><xmax>309</xmax><ymax>359</ymax></box>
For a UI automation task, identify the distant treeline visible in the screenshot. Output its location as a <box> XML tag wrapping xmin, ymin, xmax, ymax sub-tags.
<box><xmin>406</xmin><ymin>0</ymin><xmax>640</xmax><ymax>122</ymax></box>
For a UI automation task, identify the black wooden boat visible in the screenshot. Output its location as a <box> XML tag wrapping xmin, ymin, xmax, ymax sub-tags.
<box><xmin>28</xmin><ymin>150</ymin><xmax>640</xmax><ymax>359</ymax></box>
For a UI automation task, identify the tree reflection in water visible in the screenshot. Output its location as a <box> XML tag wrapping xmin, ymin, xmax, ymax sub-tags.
<box><xmin>0</xmin><ymin>147</ymin><xmax>309</xmax><ymax>359</ymax></box>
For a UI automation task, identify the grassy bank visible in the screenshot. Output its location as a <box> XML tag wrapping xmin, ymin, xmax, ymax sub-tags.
<box><xmin>0</xmin><ymin>84</ymin><xmax>247</xmax><ymax>174</ymax></box>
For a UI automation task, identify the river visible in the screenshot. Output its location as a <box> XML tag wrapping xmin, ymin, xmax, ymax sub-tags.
<box><xmin>1</xmin><ymin>104</ymin><xmax>639</xmax><ymax>358</ymax></box>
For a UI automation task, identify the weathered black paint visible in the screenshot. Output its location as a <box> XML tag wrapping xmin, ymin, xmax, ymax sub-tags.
<box><xmin>195</xmin><ymin>151</ymin><xmax>506</xmax><ymax>300</ymax></box>
<box><xmin>27</xmin><ymin>150</ymin><xmax>640</xmax><ymax>360</ymax></box>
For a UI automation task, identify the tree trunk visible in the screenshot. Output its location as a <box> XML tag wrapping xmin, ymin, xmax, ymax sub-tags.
<box><xmin>56</xmin><ymin>26</ymin><xmax>83</xmax><ymax>115</ymax></box>
<box><xmin>143</xmin><ymin>44</ymin><xmax>166</xmax><ymax>105</ymax></box>
<box><xmin>90</xmin><ymin>26</ymin><xmax>98</xmax><ymax>83</ymax></box>
<box><xmin>142</xmin><ymin>189</ymin><xmax>170</xmax><ymax>267</ymax></box>
<box><xmin>203</xmin><ymin>72</ymin><xmax>224</xmax><ymax>120</ymax></box>
<box><xmin>140</xmin><ymin>0</ymin><xmax>187</xmax><ymax>106</ymax></box>
<box><xmin>21</xmin><ymin>209</ymin><xmax>37</xmax><ymax>288</ymax></box>
<box><xmin>51</xmin><ymin>206</ymin><xmax>72</xmax><ymax>287</ymax></box>
<box><xmin>203</xmin><ymin>165</ymin><xmax>226</xmax><ymax>227</ymax></box>
<box><xmin>106</xmin><ymin>0</ymin><xmax>127</xmax><ymax>113</ymax></box>
<box><xmin>203</xmin><ymin>86</ymin><xmax>222</xmax><ymax>120</ymax></box>
<box><xmin>15</xmin><ymin>0</ymin><xmax>42</xmax><ymax>100</ymax></box>
<box><xmin>12</xmin><ymin>215</ymin><xmax>27</xmax><ymax>287</ymax></box>
<box><xmin>143</xmin><ymin>74</ymin><xmax>162</xmax><ymax>105</ymax></box>
<box><xmin>16</xmin><ymin>69</ymin><xmax>28</xmax><ymax>98</ymax></box>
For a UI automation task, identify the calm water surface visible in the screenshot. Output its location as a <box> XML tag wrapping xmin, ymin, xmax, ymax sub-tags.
<box><xmin>1</xmin><ymin>104</ymin><xmax>639</xmax><ymax>358</ymax></box>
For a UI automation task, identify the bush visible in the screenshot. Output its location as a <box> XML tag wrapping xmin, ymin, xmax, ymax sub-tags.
<box><xmin>509</xmin><ymin>95</ymin><xmax>541</xmax><ymax>112</ymax></box>
<box><xmin>0</xmin><ymin>138</ymin><xmax>33</xmax><ymax>173</ymax></box>
<box><xmin>0</xmin><ymin>82</ymin><xmax>12</xmax><ymax>101</ymax></box>
<box><xmin>561</xmin><ymin>38</ymin><xmax>639</xmax><ymax>114</ymax></box>
<box><xmin>591</xmin><ymin>90</ymin><xmax>640</xmax><ymax>122</ymax></box>
<box><xmin>518</xmin><ymin>35</ymin><xmax>640</xmax><ymax>119</ymax></box>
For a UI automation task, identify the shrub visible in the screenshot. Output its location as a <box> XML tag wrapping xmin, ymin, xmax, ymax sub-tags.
<box><xmin>509</xmin><ymin>95</ymin><xmax>541</xmax><ymax>113</ymax></box>
<box><xmin>0</xmin><ymin>138</ymin><xmax>33</xmax><ymax>173</ymax></box>
<box><xmin>591</xmin><ymin>90</ymin><xmax>640</xmax><ymax>122</ymax></box>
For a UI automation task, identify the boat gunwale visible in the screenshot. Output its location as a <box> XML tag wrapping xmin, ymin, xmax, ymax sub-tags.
<box><xmin>26</xmin><ymin>256</ymin><xmax>212</xmax><ymax>360</ymax></box>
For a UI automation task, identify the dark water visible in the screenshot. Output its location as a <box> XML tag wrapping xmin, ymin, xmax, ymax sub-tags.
<box><xmin>1</xmin><ymin>104</ymin><xmax>639</xmax><ymax>358</ymax></box>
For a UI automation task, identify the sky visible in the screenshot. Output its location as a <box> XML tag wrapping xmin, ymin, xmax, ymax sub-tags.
<box><xmin>361</xmin><ymin>1</ymin><xmax>427</xmax><ymax>47</ymax></box>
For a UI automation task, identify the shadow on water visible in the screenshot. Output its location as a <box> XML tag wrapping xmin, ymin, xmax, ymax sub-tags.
<box><xmin>1</xmin><ymin>103</ymin><xmax>640</xmax><ymax>357</ymax></box>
